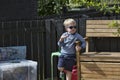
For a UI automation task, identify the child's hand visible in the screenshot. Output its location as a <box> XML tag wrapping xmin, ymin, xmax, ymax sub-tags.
<box><xmin>59</xmin><ymin>35</ymin><xmax>68</xmax><ymax>42</ymax></box>
<box><xmin>75</xmin><ymin>46</ymin><xmax>81</xmax><ymax>52</ymax></box>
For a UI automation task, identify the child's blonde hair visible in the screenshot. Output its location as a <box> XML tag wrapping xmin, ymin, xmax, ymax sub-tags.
<box><xmin>63</xmin><ymin>18</ymin><xmax>76</xmax><ymax>27</ymax></box>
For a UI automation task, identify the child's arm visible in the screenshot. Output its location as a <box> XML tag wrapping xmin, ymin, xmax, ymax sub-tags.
<box><xmin>58</xmin><ymin>33</ymin><xmax>68</xmax><ymax>47</ymax></box>
<box><xmin>77</xmin><ymin>34</ymin><xmax>86</xmax><ymax>49</ymax></box>
<box><xmin>59</xmin><ymin>35</ymin><xmax>68</xmax><ymax>42</ymax></box>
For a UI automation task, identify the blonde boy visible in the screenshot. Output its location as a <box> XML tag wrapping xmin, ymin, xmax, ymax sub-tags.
<box><xmin>57</xmin><ymin>18</ymin><xmax>86</xmax><ymax>80</ymax></box>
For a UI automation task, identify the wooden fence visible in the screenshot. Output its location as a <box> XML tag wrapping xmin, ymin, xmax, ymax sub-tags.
<box><xmin>0</xmin><ymin>16</ymin><xmax>120</xmax><ymax>80</ymax></box>
<box><xmin>0</xmin><ymin>20</ymin><xmax>45</xmax><ymax>80</ymax></box>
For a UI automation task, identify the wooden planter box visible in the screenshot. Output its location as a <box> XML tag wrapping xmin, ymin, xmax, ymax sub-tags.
<box><xmin>80</xmin><ymin>52</ymin><xmax>120</xmax><ymax>80</ymax></box>
<box><xmin>77</xmin><ymin>20</ymin><xmax>120</xmax><ymax>80</ymax></box>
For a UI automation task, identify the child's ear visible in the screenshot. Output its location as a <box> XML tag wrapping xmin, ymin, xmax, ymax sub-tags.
<box><xmin>65</xmin><ymin>27</ymin><xmax>68</xmax><ymax>31</ymax></box>
<box><xmin>65</xmin><ymin>27</ymin><xmax>66</xmax><ymax>29</ymax></box>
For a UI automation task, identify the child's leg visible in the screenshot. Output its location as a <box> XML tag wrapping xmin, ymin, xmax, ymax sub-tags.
<box><xmin>58</xmin><ymin>67</ymin><xmax>64</xmax><ymax>72</ymax></box>
<box><xmin>58</xmin><ymin>55</ymin><xmax>65</xmax><ymax>72</ymax></box>
<box><xmin>66</xmin><ymin>70</ymin><xmax>72</xmax><ymax>80</ymax></box>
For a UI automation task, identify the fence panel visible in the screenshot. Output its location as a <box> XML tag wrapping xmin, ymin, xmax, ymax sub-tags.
<box><xmin>0</xmin><ymin>20</ymin><xmax>45</xmax><ymax>80</ymax></box>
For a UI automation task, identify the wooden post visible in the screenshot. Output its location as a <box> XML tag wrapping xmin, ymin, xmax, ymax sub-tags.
<box><xmin>84</xmin><ymin>37</ymin><xmax>89</xmax><ymax>53</ymax></box>
<box><xmin>75</xmin><ymin>41</ymin><xmax>81</xmax><ymax>80</ymax></box>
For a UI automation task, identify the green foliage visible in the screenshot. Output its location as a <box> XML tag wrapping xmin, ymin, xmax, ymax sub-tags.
<box><xmin>38</xmin><ymin>0</ymin><xmax>120</xmax><ymax>16</ymax></box>
<box><xmin>108</xmin><ymin>20</ymin><xmax>120</xmax><ymax>36</ymax></box>
<box><xmin>69</xmin><ymin>0</ymin><xmax>120</xmax><ymax>14</ymax></box>
<box><xmin>38</xmin><ymin>0</ymin><xmax>55</xmax><ymax>16</ymax></box>
<box><xmin>38</xmin><ymin>0</ymin><xmax>69</xmax><ymax>16</ymax></box>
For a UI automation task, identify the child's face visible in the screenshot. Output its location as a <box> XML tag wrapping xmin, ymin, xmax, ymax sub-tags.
<box><xmin>65</xmin><ymin>22</ymin><xmax>76</xmax><ymax>34</ymax></box>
